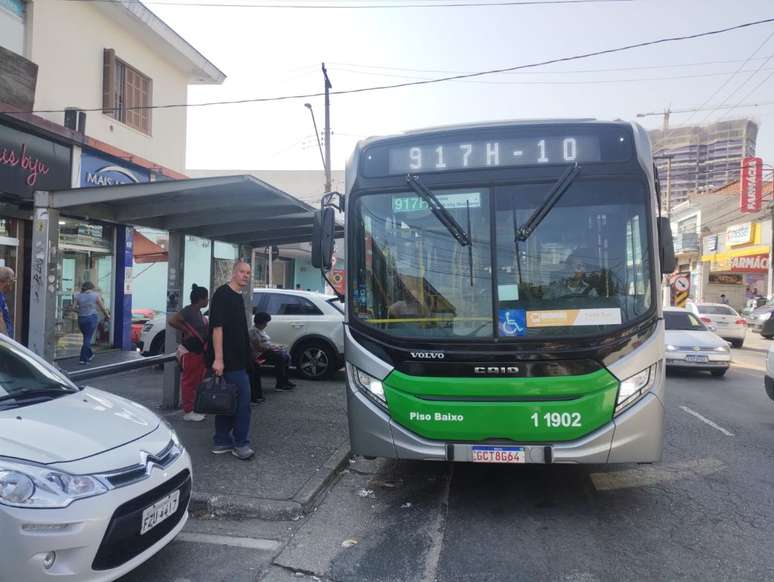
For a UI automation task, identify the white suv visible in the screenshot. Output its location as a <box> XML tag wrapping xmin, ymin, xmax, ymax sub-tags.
<box><xmin>252</xmin><ymin>289</ymin><xmax>345</xmax><ymax>380</ymax></box>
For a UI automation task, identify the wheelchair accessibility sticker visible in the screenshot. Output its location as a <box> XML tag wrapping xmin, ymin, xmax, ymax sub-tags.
<box><xmin>498</xmin><ymin>309</ymin><xmax>526</xmax><ymax>337</ymax></box>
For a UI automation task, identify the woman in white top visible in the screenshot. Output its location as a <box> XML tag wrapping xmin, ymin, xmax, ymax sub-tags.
<box><xmin>73</xmin><ymin>281</ymin><xmax>110</xmax><ymax>364</ymax></box>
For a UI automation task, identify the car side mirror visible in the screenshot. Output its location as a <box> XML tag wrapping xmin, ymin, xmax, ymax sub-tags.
<box><xmin>312</xmin><ymin>207</ymin><xmax>336</xmax><ymax>271</ymax></box>
<box><xmin>658</xmin><ymin>217</ymin><xmax>676</xmax><ymax>274</ymax></box>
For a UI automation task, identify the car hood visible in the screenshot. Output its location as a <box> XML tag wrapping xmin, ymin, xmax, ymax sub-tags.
<box><xmin>665</xmin><ymin>329</ymin><xmax>727</xmax><ymax>348</ymax></box>
<box><xmin>0</xmin><ymin>387</ymin><xmax>160</xmax><ymax>464</ymax></box>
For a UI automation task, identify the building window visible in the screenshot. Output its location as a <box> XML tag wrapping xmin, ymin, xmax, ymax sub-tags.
<box><xmin>102</xmin><ymin>49</ymin><xmax>152</xmax><ymax>135</ymax></box>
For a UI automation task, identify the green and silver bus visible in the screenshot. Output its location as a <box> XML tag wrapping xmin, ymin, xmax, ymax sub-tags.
<box><xmin>314</xmin><ymin>119</ymin><xmax>675</xmax><ymax>464</ymax></box>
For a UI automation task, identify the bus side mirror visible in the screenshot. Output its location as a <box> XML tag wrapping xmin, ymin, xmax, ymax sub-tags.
<box><xmin>312</xmin><ymin>207</ymin><xmax>336</xmax><ymax>271</ymax></box>
<box><xmin>658</xmin><ymin>217</ymin><xmax>676</xmax><ymax>274</ymax></box>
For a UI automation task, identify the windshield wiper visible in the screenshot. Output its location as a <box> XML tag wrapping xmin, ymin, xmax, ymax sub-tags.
<box><xmin>0</xmin><ymin>386</ymin><xmax>75</xmax><ymax>403</ymax></box>
<box><xmin>406</xmin><ymin>174</ymin><xmax>471</xmax><ymax>247</ymax></box>
<box><xmin>516</xmin><ymin>163</ymin><xmax>581</xmax><ymax>242</ymax></box>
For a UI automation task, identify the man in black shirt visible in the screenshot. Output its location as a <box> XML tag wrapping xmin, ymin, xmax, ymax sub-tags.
<box><xmin>209</xmin><ymin>260</ymin><xmax>254</xmax><ymax>460</ymax></box>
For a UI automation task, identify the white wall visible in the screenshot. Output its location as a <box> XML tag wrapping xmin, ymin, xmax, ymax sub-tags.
<box><xmin>28</xmin><ymin>0</ymin><xmax>189</xmax><ymax>173</ymax></box>
<box><xmin>0</xmin><ymin>1</ymin><xmax>24</xmax><ymax>55</ymax></box>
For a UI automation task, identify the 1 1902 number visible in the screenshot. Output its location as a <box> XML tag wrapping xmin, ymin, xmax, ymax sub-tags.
<box><xmin>530</xmin><ymin>412</ymin><xmax>582</xmax><ymax>428</ymax></box>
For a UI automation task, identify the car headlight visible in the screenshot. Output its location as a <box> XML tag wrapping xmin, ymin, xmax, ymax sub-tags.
<box><xmin>714</xmin><ymin>345</ymin><xmax>730</xmax><ymax>352</ymax></box>
<box><xmin>348</xmin><ymin>364</ymin><xmax>386</xmax><ymax>404</ymax></box>
<box><xmin>0</xmin><ymin>459</ymin><xmax>107</xmax><ymax>508</ymax></box>
<box><xmin>616</xmin><ymin>364</ymin><xmax>658</xmax><ymax>415</ymax></box>
<box><xmin>666</xmin><ymin>344</ymin><xmax>678</xmax><ymax>352</ymax></box>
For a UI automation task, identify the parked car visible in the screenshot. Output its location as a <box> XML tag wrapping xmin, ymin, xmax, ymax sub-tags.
<box><xmin>744</xmin><ymin>303</ymin><xmax>774</xmax><ymax>338</ymax></box>
<box><xmin>765</xmin><ymin>343</ymin><xmax>774</xmax><ymax>402</ymax></box>
<box><xmin>138</xmin><ymin>312</ymin><xmax>167</xmax><ymax>356</ymax></box>
<box><xmin>131</xmin><ymin>308</ymin><xmax>156</xmax><ymax>347</ymax></box>
<box><xmin>252</xmin><ymin>288</ymin><xmax>344</xmax><ymax>380</ymax></box>
<box><xmin>0</xmin><ymin>334</ymin><xmax>191</xmax><ymax>581</ymax></box>
<box><xmin>664</xmin><ymin>307</ymin><xmax>731</xmax><ymax>377</ymax></box>
<box><xmin>685</xmin><ymin>302</ymin><xmax>747</xmax><ymax>348</ymax></box>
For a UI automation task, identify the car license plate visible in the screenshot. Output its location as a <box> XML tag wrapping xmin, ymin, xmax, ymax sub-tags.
<box><xmin>686</xmin><ymin>354</ymin><xmax>708</xmax><ymax>363</ymax></box>
<box><xmin>140</xmin><ymin>489</ymin><xmax>180</xmax><ymax>535</ymax></box>
<box><xmin>471</xmin><ymin>446</ymin><xmax>525</xmax><ymax>464</ymax></box>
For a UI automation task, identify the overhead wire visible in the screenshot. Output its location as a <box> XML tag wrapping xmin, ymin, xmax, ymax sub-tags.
<box><xmin>62</xmin><ymin>0</ymin><xmax>632</xmax><ymax>9</ymax></box>
<box><xmin>22</xmin><ymin>16</ymin><xmax>774</xmax><ymax>116</ymax></box>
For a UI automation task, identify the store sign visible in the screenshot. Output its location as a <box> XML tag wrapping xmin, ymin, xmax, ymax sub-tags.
<box><xmin>0</xmin><ymin>123</ymin><xmax>71</xmax><ymax>196</ymax></box>
<box><xmin>726</xmin><ymin>222</ymin><xmax>753</xmax><ymax>246</ymax></box>
<box><xmin>80</xmin><ymin>151</ymin><xmax>149</xmax><ymax>187</ymax></box>
<box><xmin>729</xmin><ymin>253</ymin><xmax>769</xmax><ymax>273</ymax></box>
<box><xmin>703</xmin><ymin>234</ymin><xmax>718</xmax><ymax>253</ymax></box>
<box><xmin>709</xmin><ymin>273</ymin><xmax>744</xmax><ymax>285</ymax></box>
<box><xmin>740</xmin><ymin>156</ymin><xmax>763</xmax><ymax>213</ymax></box>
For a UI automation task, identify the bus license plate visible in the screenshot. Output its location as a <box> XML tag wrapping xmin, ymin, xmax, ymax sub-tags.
<box><xmin>471</xmin><ymin>446</ymin><xmax>525</xmax><ymax>464</ymax></box>
<box><xmin>140</xmin><ymin>489</ymin><xmax>180</xmax><ymax>535</ymax></box>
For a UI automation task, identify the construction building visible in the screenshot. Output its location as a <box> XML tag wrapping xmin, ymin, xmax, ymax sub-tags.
<box><xmin>650</xmin><ymin>119</ymin><xmax>758</xmax><ymax>211</ymax></box>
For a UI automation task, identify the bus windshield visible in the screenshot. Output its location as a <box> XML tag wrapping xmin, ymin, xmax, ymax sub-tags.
<box><xmin>350</xmin><ymin>179</ymin><xmax>653</xmax><ymax>340</ymax></box>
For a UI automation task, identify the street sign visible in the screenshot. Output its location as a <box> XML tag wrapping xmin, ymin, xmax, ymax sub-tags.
<box><xmin>740</xmin><ymin>156</ymin><xmax>763</xmax><ymax>213</ymax></box>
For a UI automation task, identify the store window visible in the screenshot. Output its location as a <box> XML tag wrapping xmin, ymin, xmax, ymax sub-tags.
<box><xmin>0</xmin><ymin>218</ymin><xmax>19</xmax><ymax>338</ymax></box>
<box><xmin>55</xmin><ymin>218</ymin><xmax>115</xmax><ymax>358</ymax></box>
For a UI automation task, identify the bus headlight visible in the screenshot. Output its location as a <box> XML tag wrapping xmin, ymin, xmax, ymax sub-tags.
<box><xmin>615</xmin><ymin>364</ymin><xmax>657</xmax><ymax>415</ymax></box>
<box><xmin>348</xmin><ymin>364</ymin><xmax>386</xmax><ymax>404</ymax></box>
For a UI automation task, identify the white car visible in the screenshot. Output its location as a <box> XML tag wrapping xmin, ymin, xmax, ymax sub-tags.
<box><xmin>0</xmin><ymin>335</ymin><xmax>192</xmax><ymax>581</ymax></box>
<box><xmin>664</xmin><ymin>307</ymin><xmax>732</xmax><ymax>377</ymax></box>
<box><xmin>139</xmin><ymin>312</ymin><xmax>167</xmax><ymax>356</ymax></box>
<box><xmin>685</xmin><ymin>302</ymin><xmax>747</xmax><ymax>348</ymax></box>
<box><xmin>252</xmin><ymin>289</ymin><xmax>345</xmax><ymax>380</ymax></box>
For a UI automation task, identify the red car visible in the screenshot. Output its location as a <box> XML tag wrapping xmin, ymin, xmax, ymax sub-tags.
<box><xmin>131</xmin><ymin>308</ymin><xmax>156</xmax><ymax>346</ymax></box>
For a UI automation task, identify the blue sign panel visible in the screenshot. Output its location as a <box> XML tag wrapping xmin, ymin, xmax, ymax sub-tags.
<box><xmin>498</xmin><ymin>309</ymin><xmax>526</xmax><ymax>337</ymax></box>
<box><xmin>80</xmin><ymin>151</ymin><xmax>149</xmax><ymax>187</ymax></box>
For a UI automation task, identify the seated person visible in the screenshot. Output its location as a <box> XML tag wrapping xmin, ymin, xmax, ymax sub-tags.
<box><xmin>545</xmin><ymin>252</ymin><xmax>599</xmax><ymax>300</ymax></box>
<box><xmin>250</xmin><ymin>312</ymin><xmax>295</xmax><ymax>391</ymax></box>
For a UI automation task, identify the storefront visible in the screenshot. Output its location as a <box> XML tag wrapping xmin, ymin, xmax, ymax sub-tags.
<box><xmin>0</xmin><ymin>119</ymin><xmax>71</xmax><ymax>344</ymax></box>
<box><xmin>700</xmin><ymin>221</ymin><xmax>770</xmax><ymax>311</ymax></box>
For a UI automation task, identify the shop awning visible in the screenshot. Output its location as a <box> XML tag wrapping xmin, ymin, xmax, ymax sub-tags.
<box><xmin>34</xmin><ymin>175</ymin><xmax>341</xmax><ymax>247</ymax></box>
<box><xmin>133</xmin><ymin>230</ymin><xmax>168</xmax><ymax>263</ymax></box>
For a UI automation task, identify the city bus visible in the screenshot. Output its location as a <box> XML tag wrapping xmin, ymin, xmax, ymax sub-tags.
<box><xmin>313</xmin><ymin>119</ymin><xmax>675</xmax><ymax>464</ymax></box>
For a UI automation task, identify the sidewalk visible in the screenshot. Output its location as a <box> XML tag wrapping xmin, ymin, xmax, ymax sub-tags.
<box><xmin>85</xmin><ymin>366</ymin><xmax>351</xmax><ymax>521</ymax></box>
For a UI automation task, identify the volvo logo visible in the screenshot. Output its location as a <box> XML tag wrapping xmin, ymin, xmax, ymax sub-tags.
<box><xmin>410</xmin><ymin>351</ymin><xmax>445</xmax><ymax>359</ymax></box>
<box><xmin>474</xmin><ymin>366</ymin><xmax>520</xmax><ymax>375</ymax></box>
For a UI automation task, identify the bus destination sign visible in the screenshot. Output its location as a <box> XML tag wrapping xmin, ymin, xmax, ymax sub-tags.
<box><xmin>387</xmin><ymin>135</ymin><xmax>602</xmax><ymax>174</ymax></box>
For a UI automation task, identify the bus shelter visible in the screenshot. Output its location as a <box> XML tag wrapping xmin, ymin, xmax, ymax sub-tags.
<box><xmin>30</xmin><ymin>175</ymin><xmax>328</xmax><ymax>407</ymax></box>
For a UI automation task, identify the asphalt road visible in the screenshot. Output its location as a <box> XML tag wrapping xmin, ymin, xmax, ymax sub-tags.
<box><xmin>120</xmin><ymin>335</ymin><xmax>774</xmax><ymax>582</ymax></box>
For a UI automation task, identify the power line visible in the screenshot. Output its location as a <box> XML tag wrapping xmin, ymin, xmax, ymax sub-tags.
<box><xmin>63</xmin><ymin>0</ymin><xmax>632</xmax><ymax>8</ymax></box>
<box><xmin>684</xmin><ymin>28</ymin><xmax>774</xmax><ymax>126</ymax></box>
<box><xmin>24</xmin><ymin>16</ymin><xmax>774</xmax><ymax>116</ymax></box>
<box><xmin>329</xmin><ymin>54</ymin><xmax>774</xmax><ymax>76</ymax></box>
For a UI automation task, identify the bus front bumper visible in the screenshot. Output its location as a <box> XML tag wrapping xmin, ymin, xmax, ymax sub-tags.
<box><xmin>346</xmin><ymin>380</ymin><xmax>664</xmax><ymax>464</ymax></box>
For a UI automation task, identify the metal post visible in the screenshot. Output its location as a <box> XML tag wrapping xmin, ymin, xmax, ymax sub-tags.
<box><xmin>29</xmin><ymin>193</ymin><xmax>59</xmax><ymax>362</ymax></box>
<box><xmin>162</xmin><ymin>231</ymin><xmax>184</xmax><ymax>409</ymax></box>
<box><xmin>665</xmin><ymin>157</ymin><xmax>673</xmax><ymax>214</ymax></box>
<box><xmin>322</xmin><ymin>62</ymin><xmax>332</xmax><ymax>193</ymax></box>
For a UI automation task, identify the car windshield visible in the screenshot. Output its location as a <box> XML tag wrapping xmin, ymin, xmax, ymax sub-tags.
<box><xmin>664</xmin><ymin>311</ymin><xmax>707</xmax><ymax>331</ymax></box>
<box><xmin>350</xmin><ymin>179</ymin><xmax>652</xmax><ymax>340</ymax></box>
<box><xmin>750</xmin><ymin>304</ymin><xmax>774</xmax><ymax>316</ymax></box>
<box><xmin>698</xmin><ymin>305</ymin><xmax>737</xmax><ymax>316</ymax></box>
<box><xmin>0</xmin><ymin>340</ymin><xmax>78</xmax><ymax>406</ymax></box>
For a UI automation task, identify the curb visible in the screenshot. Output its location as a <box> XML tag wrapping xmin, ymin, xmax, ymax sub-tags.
<box><xmin>188</xmin><ymin>441</ymin><xmax>352</xmax><ymax>521</ymax></box>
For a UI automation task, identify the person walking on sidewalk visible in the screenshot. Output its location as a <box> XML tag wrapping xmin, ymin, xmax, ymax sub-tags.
<box><xmin>208</xmin><ymin>260</ymin><xmax>255</xmax><ymax>460</ymax></box>
<box><xmin>250</xmin><ymin>312</ymin><xmax>295</xmax><ymax>391</ymax></box>
<box><xmin>0</xmin><ymin>267</ymin><xmax>15</xmax><ymax>339</ymax></box>
<box><xmin>73</xmin><ymin>281</ymin><xmax>110</xmax><ymax>365</ymax></box>
<box><xmin>169</xmin><ymin>284</ymin><xmax>209</xmax><ymax>422</ymax></box>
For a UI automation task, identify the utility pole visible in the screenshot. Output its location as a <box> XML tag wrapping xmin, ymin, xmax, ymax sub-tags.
<box><xmin>322</xmin><ymin>62</ymin><xmax>332</xmax><ymax>193</ymax></box>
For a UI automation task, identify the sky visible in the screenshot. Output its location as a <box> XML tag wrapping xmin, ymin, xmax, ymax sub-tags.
<box><xmin>144</xmin><ymin>0</ymin><xmax>774</xmax><ymax>176</ymax></box>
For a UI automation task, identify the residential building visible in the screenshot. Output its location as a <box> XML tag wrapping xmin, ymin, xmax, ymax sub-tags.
<box><xmin>0</xmin><ymin>0</ymin><xmax>223</xmax><ymax>356</ymax></box>
<box><xmin>650</xmin><ymin>119</ymin><xmax>758</xmax><ymax>211</ymax></box>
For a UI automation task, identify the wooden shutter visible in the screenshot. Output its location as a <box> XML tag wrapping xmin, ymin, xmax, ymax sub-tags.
<box><xmin>102</xmin><ymin>48</ymin><xmax>116</xmax><ymax>115</ymax></box>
